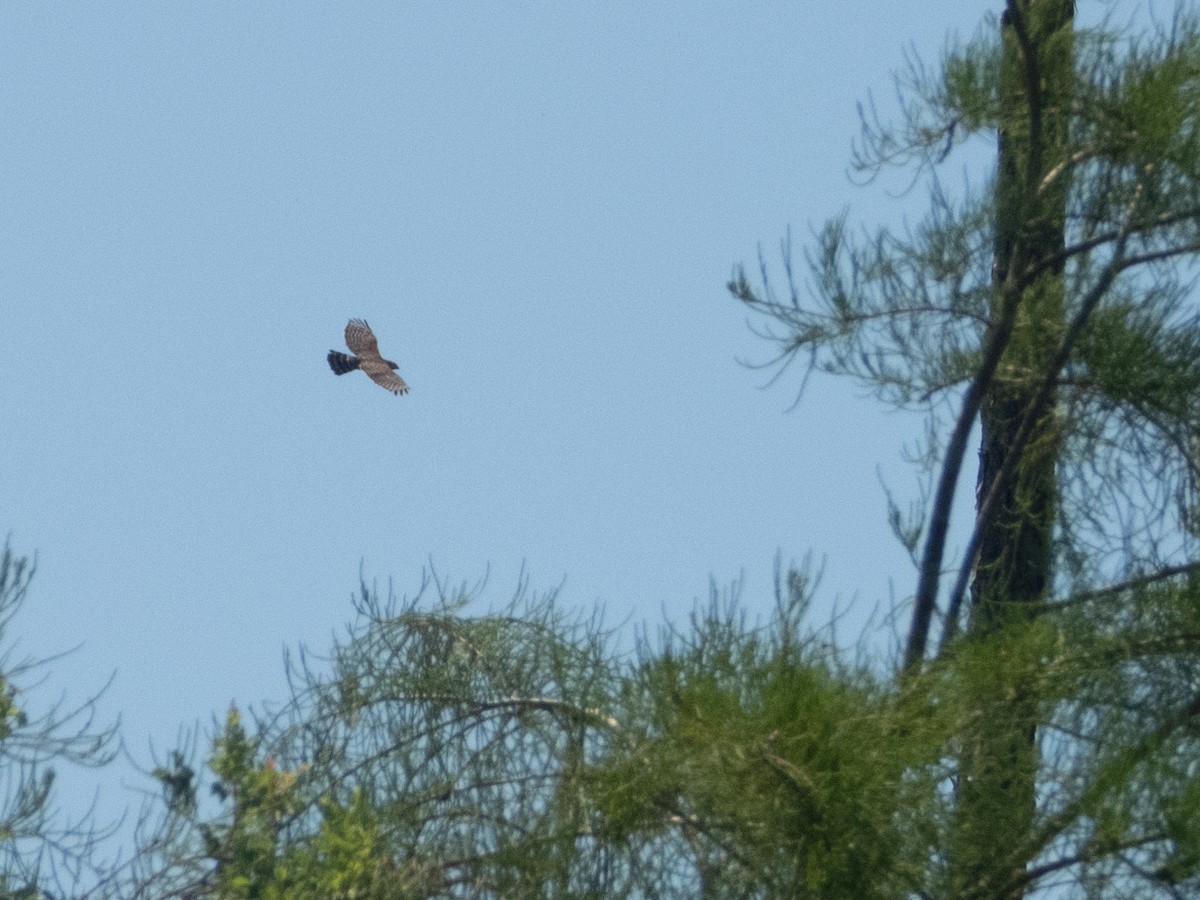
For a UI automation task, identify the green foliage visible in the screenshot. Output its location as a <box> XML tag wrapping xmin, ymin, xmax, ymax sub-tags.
<box><xmin>200</xmin><ymin>707</ymin><xmax>308</xmax><ymax>898</ymax></box>
<box><xmin>127</xmin><ymin>565</ymin><xmax>1200</xmax><ymax>898</ymax></box>
<box><xmin>589</xmin><ymin>592</ymin><xmax>930</xmax><ymax>899</ymax></box>
<box><xmin>131</xmin><ymin>575</ymin><xmax>624</xmax><ymax>898</ymax></box>
<box><xmin>142</xmin><ymin>706</ymin><xmax>413</xmax><ymax>899</ymax></box>
<box><xmin>287</xmin><ymin>791</ymin><xmax>390</xmax><ymax>898</ymax></box>
<box><xmin>153</xmin><ymin>751</ymin><xmax>198</xmax><ymax>817</ymax></box>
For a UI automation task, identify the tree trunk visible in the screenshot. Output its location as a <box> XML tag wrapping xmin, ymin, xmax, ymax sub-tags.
<box><xmin>952</xmin><ymin>2</ymin><xmax>1073</xmax><ymax>897</ymax></box>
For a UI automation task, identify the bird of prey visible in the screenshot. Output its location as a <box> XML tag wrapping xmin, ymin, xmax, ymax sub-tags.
<box><xmin>327</xmin><ymin>319</ymin><xmax>409</xmax><ymax>395</ymax></box>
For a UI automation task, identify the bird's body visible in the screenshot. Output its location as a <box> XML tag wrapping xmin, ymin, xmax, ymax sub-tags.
<box><xmin>327</xmin><ymin>319</ymin><xmax>408</xmax><ymax>395</ymax></box>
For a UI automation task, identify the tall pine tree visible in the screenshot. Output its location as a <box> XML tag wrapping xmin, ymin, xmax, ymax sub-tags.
<box><xmin>734</xmin><ymin>1</ymin><xmax>1200</xmax><ymax>894</ymax></box>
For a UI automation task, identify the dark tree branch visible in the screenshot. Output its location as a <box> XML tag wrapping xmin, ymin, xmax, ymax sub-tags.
<box><xmin>939</xmin><ymin>174</ymin><xmax>1149</xmax><ymax>648</ymax></box>
<box><xmin>903</xmin><ymin>282</ymin><xmax>1023</xmax><ymax>672</ymax></box>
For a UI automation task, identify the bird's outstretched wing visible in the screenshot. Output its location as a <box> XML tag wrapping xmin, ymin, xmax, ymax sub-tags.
<box><xmin>360</xmin><ymin>361</ymin><xmax>409</xmax><ymax>395</ymax></box>
<box><xmin>344</xmin><ymin>319</ymin><xmax>381</xmax><ymax>356</ymax></box>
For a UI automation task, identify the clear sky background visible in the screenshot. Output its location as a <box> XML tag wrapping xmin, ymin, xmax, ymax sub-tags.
<box><xmin>3</xmin><ymin>0</ymin><xmax>1026</xmax><ymax>851</ymax></box>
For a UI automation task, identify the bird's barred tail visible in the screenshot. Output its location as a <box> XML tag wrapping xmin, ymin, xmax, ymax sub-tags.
<box><xmin>327</xmin><ymin>351</ymin><xmax>361</xmax><ymax>376</ymax></box>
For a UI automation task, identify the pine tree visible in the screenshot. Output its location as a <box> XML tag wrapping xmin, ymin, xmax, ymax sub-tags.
<box><xmin>733</xmin><ymin>1</ymin><xmax>1200</xmax><ymax>895</ymax></box>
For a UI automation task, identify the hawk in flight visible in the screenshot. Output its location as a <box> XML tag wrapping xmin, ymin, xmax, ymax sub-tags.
<box><xmin>327</xmin><ymin>319</ymin><xmax>409</xmax><ymax>395</ymax></box>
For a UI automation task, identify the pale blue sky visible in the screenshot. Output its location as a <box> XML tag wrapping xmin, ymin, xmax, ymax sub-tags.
<box><xmin>2</xmin><ymin>1</ymin><xmax>1002</xmax><ymax>844</ymax></box>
